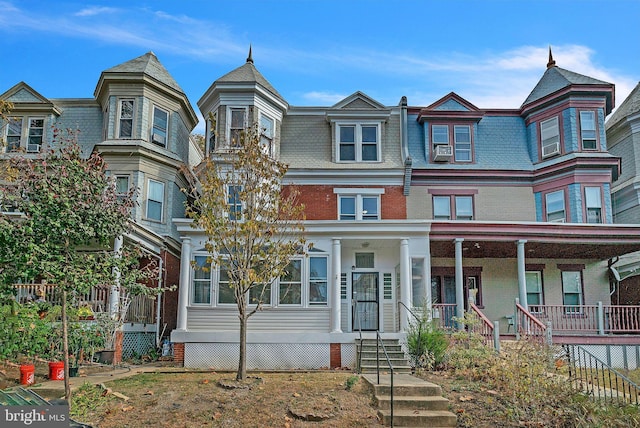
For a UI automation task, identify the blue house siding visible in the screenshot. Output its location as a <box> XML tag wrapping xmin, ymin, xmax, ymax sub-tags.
<box><xmin>603</xmin><ymin>183</ymin><xmax>613</xmax><ymax>224</ymax></box>
<box><xmin>535</xmin><ymin>192</ymin><xmax>543</xmax><ymax>221</ymax></box>
<box><xmin>564</xmin><ymin>109</ymin><xmax>578</xmax><ymax>153</ymax></box>
<box><xmin>568</xmin><ymin>183</ymin><xmax>581</xmax><ymax>222</ymax></box>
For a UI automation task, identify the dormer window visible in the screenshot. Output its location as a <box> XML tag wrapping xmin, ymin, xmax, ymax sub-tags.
<box><xmin>151</xmin><ymin>106</ymin><xmax>168</xmax><ymax>147</ymax></box>
<box><xmin>540</xmin><ymin>116</ymin><xmax>560</xmax><ymax>158</ymax></box>
<box><xmin>3</xmin><ymin>117</ymin><xmax>44</xmax><ymax>153</ymax></box>
<box><xmin>430</xmin><ymin>124</ymin><xmax>473</xmax><ymax>163</ymax></box>
<box><xmin>336</xmin><ymin>122</ymin><xmax>380</xmax><ymax>162</ymax></box>
<box><xmin>579</xmin><ymin>111</ymin><xmax>597</xmax><ymax>150</ymax></box>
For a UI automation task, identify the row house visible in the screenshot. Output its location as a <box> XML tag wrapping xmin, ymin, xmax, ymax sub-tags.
<box><xmin>171</xmin><ymin>50</ymin><xmax>640</xmax><ymax>370</ymax></box>
<box><xmin>1</xmin><ymin>52</ymin><xmax>202</xmax><ymax>350</ymax></box>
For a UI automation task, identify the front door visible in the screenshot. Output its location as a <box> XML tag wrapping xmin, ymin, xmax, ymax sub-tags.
<box><xmin>352</xmin><ymin>272</ymin><xmax>379</xmax><ymax>331</ymax></box>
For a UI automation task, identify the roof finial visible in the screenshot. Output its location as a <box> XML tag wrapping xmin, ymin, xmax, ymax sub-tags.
<box><xmin>246</xmin><ymin>45</ymin><xmax>253</xmax><ymax>64</ymax></box>
<box><xmin>547</xmin><ymin>45</ymin><xmax>556</xmax><ymax>69</ymax></box>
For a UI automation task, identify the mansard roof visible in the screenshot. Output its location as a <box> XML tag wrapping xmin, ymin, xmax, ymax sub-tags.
<box><xmin>606</xmin><ymin>81</ymin><xmax>640</xmax><ymax>130</ymax></box>
<box><xmin>522</xmin><ymin>65</ymin><xmax>613</xmax><ymax>111</ymax></box>
<box><xmin>102</xmin><ymin>51</ymin><xmax>184</xmax><ymax>93</ymax></box>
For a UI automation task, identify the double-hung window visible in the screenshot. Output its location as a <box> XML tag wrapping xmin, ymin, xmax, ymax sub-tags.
<box><xmin>192</xmin><ymin>256</ymin><xmax>211</xmax><ymax>304</ymax></box>
<box><xmin>337</xmin><ymin>123</ymin><xmax>380</xmax><ymax>162</ymax></box>
<box><xmin>584</xmin><ymin>187</ymin><xmax>602</xmax><ymax>223</ymax></box>
<box><xmin>146</xmin><ymin>179</ymin><xmax>164</xmax><ymax>222</ymax></box>
<box><xmin>259</xmin><ymin>113</ymin><xmax>274</xmax><ymax>157</ymax></box>
<box><xmin>525</xmin><ymin>271</ymin><xmax>544</xmax><ymax>308</ymax></box>
<box><xmin>279</xmin><ymin>259</ymin><xmax>302</xmax><ymax>305</ymax></box>
<box><xmin>151</xmin><ymin>106</ymin><xmax>168</xmax><ymax>147</ymax></box>
<box><xmin>218</xmin><ymin>262</ymin><xmax>235</xmax><ymax>304</ymax></box>
<box><xmin>545</xmin><ymin>190</ymin><xmax>565</xmax><ymax>222</ymax></box>
<box><xmin>227</xmin><ymin>185</ymin><xmax>243</xmax><ymax>221</ymax></box>
<box><xmin>454</xmin><ymin>125</ymin><xmax>471</xmax><ymax>162</ymax></box>
<box><xmin>228</xmin><ymin>108</ymin><xmax>246</xmax><ymax>147</ymax></box>
<box><xmin>6</xmin><ymin>118</ymin><xmax>22</xmax><ymax>151</ymax></box>
<box><xmin>114</xmin><ymin>175</ymin><xmax>130</xmax><ymax>199</ymax></box>
<box><xmin>338</xmin><ymin>195</ymin><xmax>380</xmax><ymax>220</ymax></box>
<box><xmin>27</xmin><ymin>118</ymin><xmax>44</xmax><ymax>152</ymax></box>
<box><xmin>309</xmin><ymin>257</ymin><xmax>328</xmax><ymax>305</ymax></box>
<box><xmin>433</xmin><ymin>195</ymin><xmax>474</xmax><ymax>220</ymax></box>
<box><xmin>579</xmin><ymin>111</ymin><xmax>597</xmax><ymax>150</ymax></box>
<box><xmin>561</xmin><ymin>270</ymin><xmax>583</xmax><ymax>313</ymax></box>
<box><xmin>208</xmin><ymin>111</ymin><xmax>217</xmax><ymax>153</ymax></box>
<box><xmin>540</xmin><ymin>117</ymin><xmax>560</xmax><ymax>157</ymax></box>
<box><xmin>118</xmin><ymin>99</ymin><xmax>134</xmax><ymax>138</ymax></box>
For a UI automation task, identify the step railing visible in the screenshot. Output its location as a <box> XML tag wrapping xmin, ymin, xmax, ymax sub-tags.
<box><xmin>468</xmin><ymin>302</ymin><xmax>494</xmax><ymax>346</ymax></box>
<box><xmin>375</xmin><ymin>330</ymin><xmax>395</xmax><ymax>428</ymax></box>
<box><xmin>515</xmin><ymin>298</ymin><xmax>550</xmax><ymax>344</ymax></box>
<box><xmin>563</xmin><ymin>344</ymin><xmax>640</xmax><ymax>405</ymax></box>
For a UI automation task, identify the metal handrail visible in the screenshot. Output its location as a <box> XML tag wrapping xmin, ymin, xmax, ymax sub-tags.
<box><xmin>376</xmin><ymin>330</ymin><xmax>395</xmax><ymax>427</ymax></box>
<box><xmin>563</xmin><ymin>344</ymin><xmax>640</xmax><ymax>405</ymax></box>
<box><xmin>354</xmin><ymin>299</ymin><xmax>363</xmax><ymax>373</ymax></box>
<box><xmin>397</xmin><ymin>301</ymin><xmax>421</xmax><ymax>324</ymax></box>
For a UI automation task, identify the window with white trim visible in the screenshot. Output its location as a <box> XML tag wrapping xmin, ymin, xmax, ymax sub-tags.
<box><xmin>146</xmin><ymin>179</ymin><xmax>164</xmax><ymax>222</ymax></box>
<box><xmin>4</xmin><ymin>117</ymin><xmax>45</xmax><ymax>153</ymax></box>
<box><xmin>192</xmin><ymin>256</ymin><xmax>211</xmax><ymax>304</ymax></box>
<box><xmin>208</xmin><ymin>111</ymin><xmax>217</xmax><ymax>153</ymax></box>
<box><xmin>6</xmin><ymin>118</ymin><xmax>22</xmax><ymax>152</ymax></box>
<box><xmin>579</xmin><ymin>111</ymin><xmax>597</xmax><ymax>150</ymax></box>
<box><xmin>279</xmin><ymin>259</ymin><xmax>302</xmax><ymax>305</ymax></box>
<box><xmin>525</xmin><ymin>271</ymin><xmax>543</xmax><ymax>307</ymax></box>
<box><xmin>561</xmin><ymin>270</ymin><xmax>583</xmax><ymax>312</ymax></box>
<box><xmin>118</xmin><ymin>99</ymin><xmax>134</xmax><ymax>138</ymax></box>
<box><xmin>584</xmin><ymin>186</ymin><xmax>602</xmax><ymax>223</ymax></box>
<box><xmin>259</xmin><ymin>113</ymin><xmax>274</xmax><ymax>157</ymax></box>
<box><xmin>339</xmin><ymin>195</ymin><xmax>380</xmax><ymax>220</ymax></box>
<box><xmin>540</xmin><ymin>116</ymin><xmax>560</xmax><ymax>157</ymax></box>
<box><xmin>227</xmin><ymin>185</ymin><xmax>242</xmax><ymax>221</ymax></box>
<box><xmin>151</xmin><ymin>106</ymin><xmax>168</xmax><ymax>147</ymax></box>
<box><xmin>309</xmin><ymin>256</ymin><xmax>328</xmax><ymax>305</ymax></box>
<box><xmin>217</xmin><ymin>262</ymin><xmax>235</xmax><ymax>304</ymax></box>
<box><xmin>545</xmin><ymin>190</ymin><xmax>565</xmax><ymax>222</ymax></box>
<box><xmin>249</xmin><ymin>281</ymin><xmax>271</xmax><ymax>306</ymax></box>
<box><xmin>228</xmin><ymin>107</ymin><xmax>246</xmax><ymax>147</ymax></box>
<box><xmin>114</xmin><ymin>175</ymin><xmax>130</xmax><ymax>198</ymax></box>
<box><xmin>454</xmin><ymin>125</ymin><xmax>471</xmax><ymax>162</ymax></box>
<box><xmin>433</xmin><ymin>195</ymin><xmax>474</xmax><ymax>220</ymax></box>
<box><xmin>337</xmin><ymin>123</ymin><xmax>380</xmax><ymax>162</ymax></box>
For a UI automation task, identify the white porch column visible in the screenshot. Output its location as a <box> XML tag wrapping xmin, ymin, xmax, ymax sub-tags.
<box><xmin>400</xmin><ymin>239</ymin><xmax>411</xmax><ymax>331</ymax></box>
<box><xmin>176</xmin><ymin>237</ymin><xmax>192</xmax><ymax>331</ymax></box>
<box><xmin>331</xmin><ymin>239</ymin><xmax>342</xmax><ymax>333</ymax></box>
<box><xmin>110</xmin><ymin>235</ymin><xmax>123</xmax><ymax>318</ymax></box>
<box><xmin>517</xmin><ymin>239</ymin><xmax>528</xmax><ymax>312</ymax></box>
<box><xmin>455</xmin><ymin>238</ymin><xmax>464</xmax><ymax>329</ymax></box>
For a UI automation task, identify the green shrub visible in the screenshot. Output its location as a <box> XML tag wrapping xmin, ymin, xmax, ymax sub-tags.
<box><xmin>406</xmin><ymin>310</ymin><xmax>448</xmax><ymax>370</ymax></box>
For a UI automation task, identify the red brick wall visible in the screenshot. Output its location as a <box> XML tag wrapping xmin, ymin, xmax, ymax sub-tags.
<box><xmin>290</xmin><ymin>185</ymin><xmax>406</xmax><ymax>220</ymax></box>
<box><xmin>329</xmin><ymin>343</ymin><xmax>341</xmax><ymax>369</ymax></box>
<box><xmin>173</xmin><ymin>342</ymin><xmax>185</xmax><ymax>366</ymax></box>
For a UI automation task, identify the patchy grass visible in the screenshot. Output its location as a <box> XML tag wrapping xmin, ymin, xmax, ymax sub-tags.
<box><xmin>70</xmin><ymin>371</ymin><xmax>381</xmax><ymax>427</ymax></box>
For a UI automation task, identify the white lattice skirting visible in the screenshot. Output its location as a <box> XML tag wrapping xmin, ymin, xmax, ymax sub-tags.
<box><xmin>184</xmin><ymin>343</ymin><xmax>357</xmax><ymax>370</ymax></box>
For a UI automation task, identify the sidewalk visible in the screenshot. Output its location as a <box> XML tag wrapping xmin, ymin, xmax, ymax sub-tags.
<box><xmin>28</xmin><ymin>363</ymin><xmax>189</xmax><ymax>400</ymax></box>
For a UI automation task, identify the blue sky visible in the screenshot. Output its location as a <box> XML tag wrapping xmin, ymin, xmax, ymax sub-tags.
<box><xmin>1</xmin><ymin>0</ymin><xmax>639</xmax><ymax>134</ymax></box>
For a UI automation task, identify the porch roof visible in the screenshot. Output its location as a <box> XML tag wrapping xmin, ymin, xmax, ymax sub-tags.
<box><xmin>429</xmin><ymin>221</ymin><xmax>640</xmax><ymax>259</ymax></box>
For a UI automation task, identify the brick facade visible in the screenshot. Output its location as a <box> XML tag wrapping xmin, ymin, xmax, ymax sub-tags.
<box><xmin>294</xmin><ymin>185</ymin><xmax>406</xmax><ymax>220</ymax></box>
<box><xmin>329</xmin><ymin>343</ymin><xmax>341</xmax><ymax>369</ymax></box>
<box><xmin>173</xmin><ymin>342</ymin><xmax>185</xmax><ymax>365</ymax></box>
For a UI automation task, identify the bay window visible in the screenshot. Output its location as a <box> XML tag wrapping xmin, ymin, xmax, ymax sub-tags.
<box><xmin>579</xmin><ymin>111</ymin><xmax>597</xmax><ymax>150</ymax></box>
<box><xmin>545</xmin><ymin>190</ymin><xmax>565</xmax><ymax>222</ymax></box>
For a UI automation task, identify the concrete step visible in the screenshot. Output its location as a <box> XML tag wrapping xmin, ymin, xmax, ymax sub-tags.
<box><xmin>360</xmin><ymin>366</ymin><xmax>413</xmax><ymax>374</ymax></box>
<box><xmin>378</xmin><ymin>409</ymin><xmax>457</xmax><ymax>427</ymax></box>
<box><xmin>374</xmin><ymin>394</ymin><xmax>450</xmax><ymax>411</ymax></box>
<box><xmin>358</xmin><ymin>345</ymin><xmax>404</xmax><ymax>353</ymax></box>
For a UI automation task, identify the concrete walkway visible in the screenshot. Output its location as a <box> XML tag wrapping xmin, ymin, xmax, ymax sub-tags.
<box><xmin>28</xmin><ymin>364</ymin><xmax>189</xmax><ymax>400</ymax></box>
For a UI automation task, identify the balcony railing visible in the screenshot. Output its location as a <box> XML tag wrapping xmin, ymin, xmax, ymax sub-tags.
<box><xmin>432</xmin><ymin>303</ymin><xmax>457</xmax><ymax>330</ymax></box>
<box><xmin>13</xmin><ymin>283</ymin><xmax>156</xmax><ymax>324</ymax></box>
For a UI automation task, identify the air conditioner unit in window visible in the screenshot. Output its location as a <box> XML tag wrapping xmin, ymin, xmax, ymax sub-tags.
<box><xmin>433</xmin><ymin>144</ymin><xmax>453</xmax><ymax>162</ymax></box>
<box><xmin>151</xmin><ymin>133</ymin><xmax>166</xmax><ymax>146</ymax></box>
<box><xmin>27</xmin><ymin>144</ymin><xmax>41</xmax><ymax>153</ymax></box>
<box><xmin>542</xmin><ymin>141</ymin><xmax>560</xmax><ymax>157</ymax></box>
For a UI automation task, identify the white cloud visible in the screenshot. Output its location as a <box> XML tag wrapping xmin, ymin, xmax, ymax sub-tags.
<box><xmin>301</xmin><ymin>91</ymin><xmax>347</xmax><ymax>105</ymax></box>
<box><xmin>74</xmin><ymin>6</ymin><xmax>119</xmax><ymax>17</ymax></box>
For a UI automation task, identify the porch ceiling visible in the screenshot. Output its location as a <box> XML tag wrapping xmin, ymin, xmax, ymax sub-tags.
<box><xmin>430</xmin><ymin>240</ymin><xmax>640</xmax><ymax>260</ymax></box>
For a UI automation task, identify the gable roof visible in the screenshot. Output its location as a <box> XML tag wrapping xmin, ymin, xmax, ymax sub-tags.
<box><xmin>523</xmin><ymin>66</ymin><xmax>612</xmax><ymax>108</ymax></box>
<box><xmin>331</xmin><ymin>91</ymin><xmax>387</xmax><ymax>110</ymax></box>
<box><xmin>102</xmin><ymin>51</ymin><xmax>184</xmax><ymax>93</ymax></box>
<box><xmin>417</xmin><ymin>92</ymin><xmax>483</xmax><ymax>122</ymax></box>
<box><xmin>606</xmin><ymin>81</ymin><xmax>640</xmax><ymax>130</ymax></box>
<box><xmin>0</xmin><ymin>81</ymin><xmax>62</xmax><ymax>115</ymax></box>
